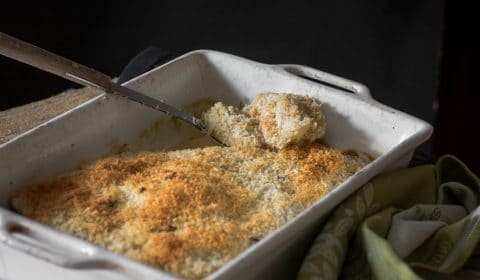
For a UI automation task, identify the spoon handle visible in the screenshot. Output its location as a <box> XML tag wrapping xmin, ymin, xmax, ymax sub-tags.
<box><xmin>0</xmin><ymin>32</ymin><xmax>113</xmax><ymax>92</ymax></box>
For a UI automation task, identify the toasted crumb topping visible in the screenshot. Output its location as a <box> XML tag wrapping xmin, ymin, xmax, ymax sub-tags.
<box><xmin>11</xmin><ymin>143</ymin><xmax>367</xmax><ymax>279</ymax></box>
<box><xmin>11</xmin><ymin>93</ymin><xmax>367</xmax><ymax>279</ymax></box>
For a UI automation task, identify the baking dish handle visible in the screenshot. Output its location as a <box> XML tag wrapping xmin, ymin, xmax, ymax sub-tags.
<box><xmin>276</xmin><ymin>64</ymin><xmax>371</xmax><ymax>99</ymax></box>
<box><xmin>0</xmin><ymin>216</ymin><xmax>114</xmax><ymax>270</ymax></box>
<box><xmin>0</xmin><ymin>213</ymin><xmax>175</xmax><ymax>279</ymax></box>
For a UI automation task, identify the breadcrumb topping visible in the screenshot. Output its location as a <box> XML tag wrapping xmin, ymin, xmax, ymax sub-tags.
<box><xmin>11</xmin><ymin>93</ymin><xmax>367</xmax><ymax>279</ymax></box>
<box><xmin>11</xmin><ymin>144</ymin><xmax>367</xmax><ymax>279</ymax></box>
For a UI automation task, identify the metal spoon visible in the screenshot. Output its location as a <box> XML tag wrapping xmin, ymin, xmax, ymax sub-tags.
<box><xmin>0</xmin><ymin>32</ymin><xmax>223</xmax><ymax>145</ymax></box>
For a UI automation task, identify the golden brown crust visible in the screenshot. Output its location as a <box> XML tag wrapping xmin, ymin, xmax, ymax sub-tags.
<box><xmin>11</xmin><ymin>143</ymin><xmax>368</xmax><ymax>279</ymax></box>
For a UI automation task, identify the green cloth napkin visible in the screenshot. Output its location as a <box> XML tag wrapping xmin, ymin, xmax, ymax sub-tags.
<box><xmin>297</xmin><ymin>155</ymin><xmax>480</xmax><ymax>279</ymax></box>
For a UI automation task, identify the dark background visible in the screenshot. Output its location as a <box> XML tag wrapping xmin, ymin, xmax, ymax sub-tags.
<box><xmin>1</xmin><ymin>1</ymin><xmax>478</xmax><ymax>173</ymax></box>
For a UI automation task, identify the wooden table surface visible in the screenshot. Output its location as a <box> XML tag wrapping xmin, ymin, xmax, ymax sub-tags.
<box><xmin>0</xmin><ymin>87</ymin><xmax>101</xmax><ymax>144</ymax></box>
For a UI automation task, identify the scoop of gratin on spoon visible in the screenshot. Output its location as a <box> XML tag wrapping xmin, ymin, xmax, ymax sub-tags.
<box><xmin>0</xmin><ymin>32</ymin><xmax>223</xmax><ymax>145</ymax></box>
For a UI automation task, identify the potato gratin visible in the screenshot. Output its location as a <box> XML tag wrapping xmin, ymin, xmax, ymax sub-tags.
<box><xmin>11</xmin><ymin>93</ymin><xmax>369</xmax><ymax>279</ymax></box>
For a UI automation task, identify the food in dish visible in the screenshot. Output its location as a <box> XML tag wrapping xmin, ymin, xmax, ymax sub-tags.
<box><xmin>202</xmin><ymin>93</ymin><xmax>326</xmax><ymax>149</ymax></box>
<box><xmin>11</xmin><ymin>93</ymin><xmax>368</xmax><ymax>279</ymax></box>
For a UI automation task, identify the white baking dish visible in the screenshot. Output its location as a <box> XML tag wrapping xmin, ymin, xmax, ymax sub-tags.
<box><xmin>0</xmin><ymin>50</ymin><xmax>432</xmax><ymax>280</ymax></box>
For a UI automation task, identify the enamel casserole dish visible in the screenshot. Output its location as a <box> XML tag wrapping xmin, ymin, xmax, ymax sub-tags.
<box><xmin>0</xmin><ymin>50</ymin><xmax>432</xmax><ymax>279</ymax></box>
